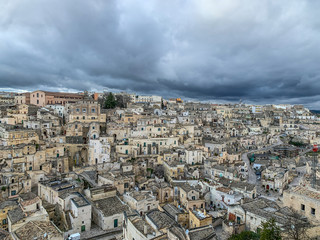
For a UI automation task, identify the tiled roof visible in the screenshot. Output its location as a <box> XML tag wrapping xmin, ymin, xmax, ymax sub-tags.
<box><xmin>94</xmin><ymin>196</ymin><xmax>129</xmax><ymax>216</ymax></box>
<box><xmin>146</xmin><ymin>209</ymin><xmax>176</xmax><ymax>230</ymax></box>
<box><xmin>290</xmin><ymin>186</ymin><xmax>320</xmax><ymax>200</ymax></box>
<box><xmin>14</xmin><ymin>220</ymin><xmax>62</xmax><ymax>240</ymax></box>
<box><xmin>7</xmin><ymin>207</ymin><xmax>25</xmax><ymax>224</ymax></box>
<box><xmin>188</xmin><ymin>225</ymin><xmax>216</xmax><ymax>240</ymax></box>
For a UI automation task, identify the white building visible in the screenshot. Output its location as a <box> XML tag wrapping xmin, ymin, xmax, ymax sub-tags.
<box><xmin>185</xmin><ymin>149</ymin><xmax>205</xmax><ymax>165</ymax></box>
<box><xmin>131</xmin><ymin>95</ymin><xmax>162</xmax><ymax>104</ymax></box>
<box><xmin>88</xmin><ymin>137</ymin><xmax>111</xmax><ymax>165</ymax></box>
<box><xmin>251</xmin><ymin>105</ymin><xmax>263</xmax><ymax>114</ymax></box>
<box><xmin>68</xmin><ymin>193</ymin><xmax>92</xmax><ymax>233</ymax></box>
<box><xmin>46</xmin><ymin>105</ymin><xmax>65</xmax><ymax>117</ymax></box>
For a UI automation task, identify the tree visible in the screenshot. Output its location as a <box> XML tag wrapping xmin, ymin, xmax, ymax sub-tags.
<box><xmin>260</xmin><ymin>218</ymin><xmax>282</xmax><ymax>240</ymax></box>
<box><xmin>282</xmin><ymin>210</ymin><xmax>311</xmax><ymax>240</ymax></box>
<box><xmin>115</xmin><ymin>94</ymin><xmax>130</xmax><ymax>108</ymax></box>
<box><xmin>229</xmin><ymin>231</ymin><xmax>259</xmax><ymax>240</ymax></box>
<box><xmin>104</xmin><ymin>93</ymin><xmax>117</xmax><ymax>109</ymax></box>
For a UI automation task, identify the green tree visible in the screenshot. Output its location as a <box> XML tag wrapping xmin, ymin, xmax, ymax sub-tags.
<box><xmin>104</xmin><ymin>93</ymin><xmax>117</xmax><ymax>109</ymax></box>
<box><xmin>260</xmin><ymin>218</ymin><xmax>282</xmax><ymax>240</ymax></box>
<box><xmin>229</xmin><ymin>231</ymin><xmax>259</xmax><ymax>240</ymax></box>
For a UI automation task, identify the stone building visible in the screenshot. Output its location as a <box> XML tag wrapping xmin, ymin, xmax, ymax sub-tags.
<box><xmin>283</xmin><ymin>186</ymin><xmax>320</xmax><ymax>224</ymax></box>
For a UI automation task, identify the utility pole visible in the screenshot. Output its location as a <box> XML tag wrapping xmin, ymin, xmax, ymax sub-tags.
<box><xmin>312</xmin><ymin>144</ymin><xmax>318</xmax><ymax>188</ymax></box>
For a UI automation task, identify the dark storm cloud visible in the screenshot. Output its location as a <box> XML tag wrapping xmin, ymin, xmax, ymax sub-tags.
<box><xmin>1</xmin><ymin>0</ymin><xmax>320</xmax><ymax>107</ymax></box>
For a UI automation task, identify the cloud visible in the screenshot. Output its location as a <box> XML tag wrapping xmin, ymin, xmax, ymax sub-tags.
<box><xmin>1</xmin><ymin>0</ymin><xmax>320</xmax><ymax>107</ymax></box>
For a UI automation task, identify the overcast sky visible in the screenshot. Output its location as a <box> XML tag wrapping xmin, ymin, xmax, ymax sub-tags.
<box><xmin>1</xmin><ymin>0</ymin><xmax>320</xmax><ymax>108</ymax></box>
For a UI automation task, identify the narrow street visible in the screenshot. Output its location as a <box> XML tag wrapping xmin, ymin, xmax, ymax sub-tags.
<box><xmin>242</xmin><ymin>135</ymin><xmax>283</xmax><ymax>184</ymax></box>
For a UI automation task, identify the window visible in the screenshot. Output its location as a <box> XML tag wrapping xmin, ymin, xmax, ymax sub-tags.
<box><xmin>192</xmin><ymin>196</ymin><xmax>195</xmax><ymax>200</ymax></box>
<box><xmin>311</xmin><ymin>208</ymin><xmax>316</xmax><ymax>215</ymax></box>
<box><xmin>76</xmin><ymin>108</ymin><xmax>80</xmax><ymax>112</ymax></box>
<box><xmin>124</xmin><ymin>183</ymin><xmax>129</xmax><ymax>188</ymax></box>
<box><xmin>2</xmin><ymin>219</ymin><xmax>7</xmax><ymax>225</ymax></box>
<box><xmin>91</xmin><ymin>108</ymin><xmax>95</xmax><ymax>113</ymax></box>
<box><xmin>37</xmin><ymin>93</ymin><xmax>39</xmax><ymax>97</ymax></box>
<box><xmin>114</xmin><ymin>219</ymin><xmax>118</xmax><ymax>228</ymax></box>
<box><xmin>82</xmin><ymin>108</ymin><xmax>86</xmax><ymax>113</ymax></box>
<box><xmin>301</xmin><ymin>204</ymin><xmax>305</xmax><ymax>211</ymax></box>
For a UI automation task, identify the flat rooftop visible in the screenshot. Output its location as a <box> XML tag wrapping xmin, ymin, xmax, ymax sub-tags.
<box><xmin>71</xmin><ymin>193</ymin><xmax>90</xmax><ymax>208</ymax></box>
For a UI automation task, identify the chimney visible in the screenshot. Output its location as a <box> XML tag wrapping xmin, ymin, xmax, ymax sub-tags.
<box><xmin>144</xmin><ymin>224</ymin><xmax>148</xmax><ymax>235</ymax></box>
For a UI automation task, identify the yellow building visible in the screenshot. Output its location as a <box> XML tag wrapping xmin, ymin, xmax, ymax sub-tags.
<box><xmin>163</xmin><ymin>161</ymin><xmax>185</xmax><ymax>182</ymax></box>
<box><xmin>189</xmin><ymin>209</ymin><xmax>212</xmax><ymax>229</ymax></box>
<box><xmin>0</xmin><ymin>201</ymin><xmax>18</xmax><ymax>231</ymax></box>
<box><xmin>0</xmin><ymin>125</ymin><xmax>39</xmax><ymax>146</ymax></box>
<box><xmin>7</xmin><ymin>104</ymin><xmax>29</xmax><ymax>124</ymax></box>
<box><xmin>66</xmin><ymin>100</ymin><xmax>106</xmax><ymax>123</ymax></box>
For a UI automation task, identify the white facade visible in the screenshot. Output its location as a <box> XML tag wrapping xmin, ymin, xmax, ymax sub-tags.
<box><xmin>252</xmin><ymin>105</ymin><xmax>263</xmax><ymax>114</ymax></box>
<box><xmin>88</xmin><ymin>137</ymin><xmax>111</xmax><ymax>165</ymax></box>
<box><xmin>185</xmin><ymin>149</ymin><xmax>205</xmax><ymax>165</ymax></box>
<box><xmin>69</xmin><ymin>196</ymin><xmax>92</xmax><ymax>233</ymax></box>
<box><xmin>132</xmin><ymin>95</ymin><xmax>162</xmax><ymax>103</ymax></box>
<box><xmin>46</xmin><ymin>105</ymin><xmax>65</xmax><ymax>117</ymax></box>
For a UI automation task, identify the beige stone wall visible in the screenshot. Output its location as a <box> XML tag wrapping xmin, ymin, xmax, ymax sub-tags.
<box><xmin>189</xmin><ymin>209</ymin><xmax>212</xmax><ymax>229</ymax></box>
<box><xmin>283</xmin><ymin>190</ymin><xmax>320</xmax><ymax>224</ymax></box>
